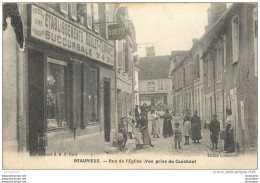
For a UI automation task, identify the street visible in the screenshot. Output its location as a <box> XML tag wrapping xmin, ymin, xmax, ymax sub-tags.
<box><xmin>122</xmin><ymin>116</ymin><xmax>222</xmax><ymax>156</ymax></box>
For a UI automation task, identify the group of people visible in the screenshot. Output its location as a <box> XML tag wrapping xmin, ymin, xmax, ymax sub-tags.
<box><xmin>209</xmin><ymin>109</ymin><xmax>235</xmax><ymax>153</ymax></box>
<box><xmin>118</xmin><ymin>104</ymin><xmax>236</xmax><ymax>153</ymax></box>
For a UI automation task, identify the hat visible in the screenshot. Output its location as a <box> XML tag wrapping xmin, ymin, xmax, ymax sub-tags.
<box><xmin>212</xmin><ymin>114</ymin><xmax>217</xmax><ymax>117</ymax></box>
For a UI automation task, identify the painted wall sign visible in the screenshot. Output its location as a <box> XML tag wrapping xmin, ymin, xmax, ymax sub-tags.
<box><xmin>31</xmin><ymin>5</ymin><xmax>114</xmax><ymax>66</ymax></box>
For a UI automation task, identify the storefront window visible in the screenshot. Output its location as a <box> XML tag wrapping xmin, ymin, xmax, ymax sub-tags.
<box><xmin>46</xmin><ymin>58</ymin><xmax>67</xmax><ymax>130</ymax></box>
<box><xmin>83</xmin><ymin>66</ymin><xmax>99</xmax><ymax>126</ymax></box>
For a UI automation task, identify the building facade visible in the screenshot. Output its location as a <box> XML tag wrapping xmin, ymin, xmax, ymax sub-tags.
<box><xmin>115</xmin><ymin>7</ymin><xmax>137</xmax><ymax>121</ymax></box>
<box><xmin>3</xmin><ymin>3</ymin><xmax>136</xmax><ymax>156</ymax></box>
<box><xmin>138</xmin><ymin>56</ymin><xmax>173</xmax><ymax>111</ymax></box>
<box><xmin>202</xmin><ymin>3</ymin><xmax>257</xmax><ymax>152</ymax></box>
<box><xmin>171</xmin><ymin>3</ymin><xmax>257</xmax><ymax>153</ymax></box>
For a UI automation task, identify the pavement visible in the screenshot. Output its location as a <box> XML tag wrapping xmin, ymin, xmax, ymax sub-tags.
<box><xmin>106</xmin><ymin>116</ymin><xmax>237</xmax><ymax>156</ymax></box>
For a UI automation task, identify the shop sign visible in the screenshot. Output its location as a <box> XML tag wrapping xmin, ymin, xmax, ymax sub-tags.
<box><xmin>108</xmin><ymin>23</ymin><xmax>127</xmax><ymax>40</ymax></box>
<box><xmin>31</xmin><ymin>5</ymin><xmax>114</xmax><ymax>66</ymax></box>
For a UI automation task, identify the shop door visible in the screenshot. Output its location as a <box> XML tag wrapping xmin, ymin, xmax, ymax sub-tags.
<box><xmin>28</xmin><ymin>49</ymin><xmax>46</xmax><ymax>155</ymax></box>
<box><xmin>104</xmin><ymin>81</ymin><xmax>111</xmax><ymax>142</ymax></box>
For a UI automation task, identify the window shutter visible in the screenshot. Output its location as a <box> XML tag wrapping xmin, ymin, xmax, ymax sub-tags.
<box><xmin>117</xmin><ymin>41</ymin><xmax>123</xmax><ymax>68</ymax></box>
<box><xmin>70</xmin><ymin>3</ymin><xmax>77</xmax><ymax>21</ymax></box>
<box><xmin>86</xmin><ymin>4</ymin><xmax>92</xmax><ymax>30</ymax></box>
<box><xmin>60</xmin><ymin>3</ymin><xmax>69</xmax><ymax>15</ymax></box>
<box><xmin>92</xmin><ymin>3</ymin><xmax>100</xmax><ymax>33</ymax></box>
<box><xmin>232</xmin><ymin>16</ymin><xmax>239</xmax><ymax>63</ymax></box>
<box><xmin>105</xmin><ymin>4</ymin><xmax>110</xmax><ymax>39</ymax></box>
<box><xmin>124</xmin><ymin>43</ymin><xmax>130</xmax><ymax>72</ymax></box>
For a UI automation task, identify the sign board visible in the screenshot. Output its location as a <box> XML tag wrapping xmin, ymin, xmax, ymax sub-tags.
<box><xmin>108</xmin><ymin>23</ymin><xmax>127</xmax><ymax>40</ymax></box>
<box><xmin>31</xmin><ymin>5</ymin><xmax>114</xmax><ymax>66</ymax></box>
<box><xmin>146</xmin><ymin>46</ymin><xmax>155</xmax><ymax>57</ymax></box>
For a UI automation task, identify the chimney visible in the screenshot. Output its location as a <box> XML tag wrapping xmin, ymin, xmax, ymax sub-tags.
<box><xmin>207</xmin><ymin>3</ymin><xmax>227</xmax><ymax>28</ymax></box>
<box><xmin>192</xmin><ymin>39</ymin><xmax>198</xmax><ymax>46</ymax></box>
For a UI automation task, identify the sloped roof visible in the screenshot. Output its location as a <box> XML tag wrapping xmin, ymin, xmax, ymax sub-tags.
<box><xmin>138</xmin><ymin>55</ymin><xmax>172</xmax><ymax>80</ymax></box>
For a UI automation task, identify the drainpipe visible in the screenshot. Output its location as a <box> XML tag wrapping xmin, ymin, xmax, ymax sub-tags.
<box><xmin>17</xmin><ymin>4</ymin><xmax>25</xmax><ymax>153</ymax></box>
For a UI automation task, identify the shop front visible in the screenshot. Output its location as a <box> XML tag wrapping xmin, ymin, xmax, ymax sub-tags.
<box><xmin>26</xmin><ymin>4</ymin><xmax>115</xmax><ymax>155</ymax></box>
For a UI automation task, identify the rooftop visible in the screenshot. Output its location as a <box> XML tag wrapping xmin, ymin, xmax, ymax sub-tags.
<box><xmin>138</xmin><ymin>55</ymin><xmax>172</xmax><ymax>80</ymax></box>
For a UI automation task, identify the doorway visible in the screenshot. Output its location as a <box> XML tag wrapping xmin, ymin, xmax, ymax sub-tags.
<box><xmin>104</xmin><ymin>80</ymin><xmax>111</xmax><ymax>142</ymax></box>
<box><xmin>28</xmin><ymin>49</ymin><xmax>45</xmax><ymax>155</ymax></box>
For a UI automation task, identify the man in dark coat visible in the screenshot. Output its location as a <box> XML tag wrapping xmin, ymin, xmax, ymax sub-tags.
<box><xmin>209</xmin><ymin>114</ymin><xmax>220</xmax><ymax>149</ymax></box>
<box><xmin>191</xmin><ymin>110</ymin><xmax>202</xmax><ymax>143</ymax></box>
<box><xmin>135</xmin><ymin>105</ymin><xmax>140</xmax><ymax>121</ymax></box>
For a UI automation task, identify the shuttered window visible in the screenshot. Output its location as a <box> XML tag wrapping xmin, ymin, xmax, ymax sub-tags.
<box><xmin>232</xmin><ymin>15</ymin><xmax>239</xmax><ymax>63</ymax></box>
<box><xmin>92</xmin><ymin>3</ymin><xmax>100</xmax><ymax>33</ymax></box>
<box><xmin>117</xmin><ymin>40</ymin><xmax>123</xmax><ymax>69</ymax></box>
<box><xmin>105</xmin><ymin>3</ymin><xmax>110</xmax><ymax>39</ymax></box>
<box><xmin>86</xmin><ymin>3</ymin><xmax>93</xmax><ymax>29</ymax></box>
<box><xmin>60</xmin><ymin>3</ymin><xmax>69</xmax><ymax>15</ymax></box>
<box><xmin>70</xmin><ymin>3</ymin><xmax>77</xmax><ymax>21</ymax></box>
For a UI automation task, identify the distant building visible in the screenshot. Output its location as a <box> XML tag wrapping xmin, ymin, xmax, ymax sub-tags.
<box><xmin>138</xmin><ymin>55</ymin><xmax>173</xmax><ymax>111</ymax></box>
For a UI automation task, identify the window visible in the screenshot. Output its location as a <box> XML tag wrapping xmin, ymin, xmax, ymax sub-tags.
<box><xmin>105</xmin><ymin>4</ymin><xmax>111</xmax><ymax>39</ymax></box>
<box><xmin>87</xmin><ymin>3</ymin><xmax>93</xmax><ymax>29</ymax></box>
<box><xmin>207</xmin><ymin>58</ymin><xmax>211</xmax><ymax>87</ymax></box>
<box><xmin>223</xmin><ymin>34</ymin><xmax>227</xmax><ymax>72</ymax></box>
<box><xmin>46</xmin><ymin>58</ymin><xmax>68</xmax><ymax>130</ymax></box>
<box><xmin>117</xmin><ymin>40</ymin><xmax>123</xmax><ymax>69</ymax></box>
<box><xmin>253</xmin><ymin>7</ymin><xmax>257</xmax><ymax>77</ymax></box>
<box><xmin>60</xmin><ymin>3</ymin><xmax>77</xmax><ymax>21</ymax></box>
<box><xmin>77</xmin><ymin>3</ymin><xmax>87</xmax><ymax>27</ymax></box>
<box><xmin>148</xmin><ymin>82</ymin><xmax>155</xmax><ymax>92</ymax></box>
<box><xmin>232</xmin><ymin>15</ymin><xmax>239</xmax><ymax>63</ymax></box>
<box><xmin>216</xmin><ymin>90</ymin><xmax>223</xmax><ymax>123</ymax></box>
<box><xmin>216</xmin><ymin>46</ymin><xmax>223</xmax><ymax>83</ymax></box>
<box><xmin>92</xmin><ymin>3</ymin><xmax>100</xmax><ymax>33</ymax></box>
<box><xmin>60</xmin><ymin>3</ymin><xmax>69</xmax><ymax>15</ymax></box>
<box><xmin>157</xmin><ymin>80</ymin><xmax>164</xmax><ymax>90</ymax></box>
<box><xmin>194</xmin><ymin>55</ymin><xmax>200</xmax><ymax>79</ymax></box>
<box><xmin>70</xmin><ymin>3</ymin><xmax>77</xmax><ymax>21</ymax></box>
<box><xmin>83</xmin><ymin>65</ymin><xmax>99</xmax><ymax>126</ymax></box>
<box><xmin>71</xmin><ymin>61</ymin><xmax>82</xmax><ymax>128</ymax></box>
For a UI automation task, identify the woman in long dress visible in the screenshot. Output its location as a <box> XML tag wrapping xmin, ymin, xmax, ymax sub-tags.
<box><xmin>137</xmin><ymin>113</ymin><xmax>154</xmax><ymax>147</ymax></box>
<box><xmin>161</xmin><ymin>110</ymin><xmax>173</xmax><ymax>139</ymax></box>
<box><xmin>224</xmin><ymin>109</ymin><xmax>235</xmax><ymax>153</ymax></box>
<box><xmin>150</xmin><ymin>110</ymin><xmax>160</xmax><ymax>138</ymax></box>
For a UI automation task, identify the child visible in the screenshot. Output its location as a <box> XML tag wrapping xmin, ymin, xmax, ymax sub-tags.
<box><xmin>183</xmin><ymin>116</ymin><xmax>191</xmax><ymax>145</ymax></box>
<box><xmin>173</xmin><ymin>122</ymin><xmax>182</xmax><ymax>149</ymax></box>
<box><xmin>134</xmin><ymin>127</ymin><xmax>144</xmax><ymax>149</ymax></box>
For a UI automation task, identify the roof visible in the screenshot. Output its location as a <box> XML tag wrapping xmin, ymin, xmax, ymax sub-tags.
<box><xmin>138</xmin><ymin>55</ymin><xmax>172</xmax><ymax>80</ymax></box>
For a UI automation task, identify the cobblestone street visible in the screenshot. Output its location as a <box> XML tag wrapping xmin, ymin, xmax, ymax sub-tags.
<box><xmin>123</xmin><ymin>117</ymin><xmax>216</xmax><ymax>156</ymax></box>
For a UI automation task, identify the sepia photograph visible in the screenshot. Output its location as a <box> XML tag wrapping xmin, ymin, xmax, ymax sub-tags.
<box><xmin>2</xmin><ymin>2</ymin><xmax>258</xmax><ymax>170</ymax></box>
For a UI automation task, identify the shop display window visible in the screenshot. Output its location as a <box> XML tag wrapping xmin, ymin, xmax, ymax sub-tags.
<box><xmin>46</xmin><ymin>58</ymin><xmax>68</xmax><ymax>130</ymax></box>
<box><xmin>83</xmin><ymin>66</ymin><xmax>99</xmax><ymax>126</ymax></box>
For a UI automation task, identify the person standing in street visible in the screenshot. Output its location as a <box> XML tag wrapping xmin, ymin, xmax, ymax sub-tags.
<box><xmin>161</xmin><ymin>110</ymin><xmax>173</xmax><ymax>139</ymax></box>
<box><xmin>191</xmin><ymin>110</ymin><xmax>202</xmax><ymax>143</ymax></box>
<box><xmin>183</xmin><ymin>116</ymin><xmax>191</xmax><ymax>145</ymax></box>
<box><xmin>150</xmin><ymin>110</ymin><xmax>160</xmax><ymax>138</ymax></box>
<box><xmin>137</xmin><ymin>113</ymin><xmax>154</xmax><ymax>147</ymax></box>
<box><xmin>135</xmin><ymin>105</ymin><xmax>140</xmax><ymax>121</ymax></box>
<box><xmin>173</xmin><ymin>122</ymin><xmax>182</xmax><ymax>149</ymax></box>
<box><xmin>209</xmin><ymin>114</ymin><xmax>220</xmax><ymax>149</ymax></box>
<box><xmin>118</xmin><ymin>117</ymin><xmax>128</xmax><ymax>150</ymax></box>
<box><xmin>224</xmin><ymin>109</ymin><xmax>235</xmax><ymax>153</ymax></box>
<box><xmin>127</xmin><ymin>111</ymin><xmax>135</xmax><ymax>139</ymax></box>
